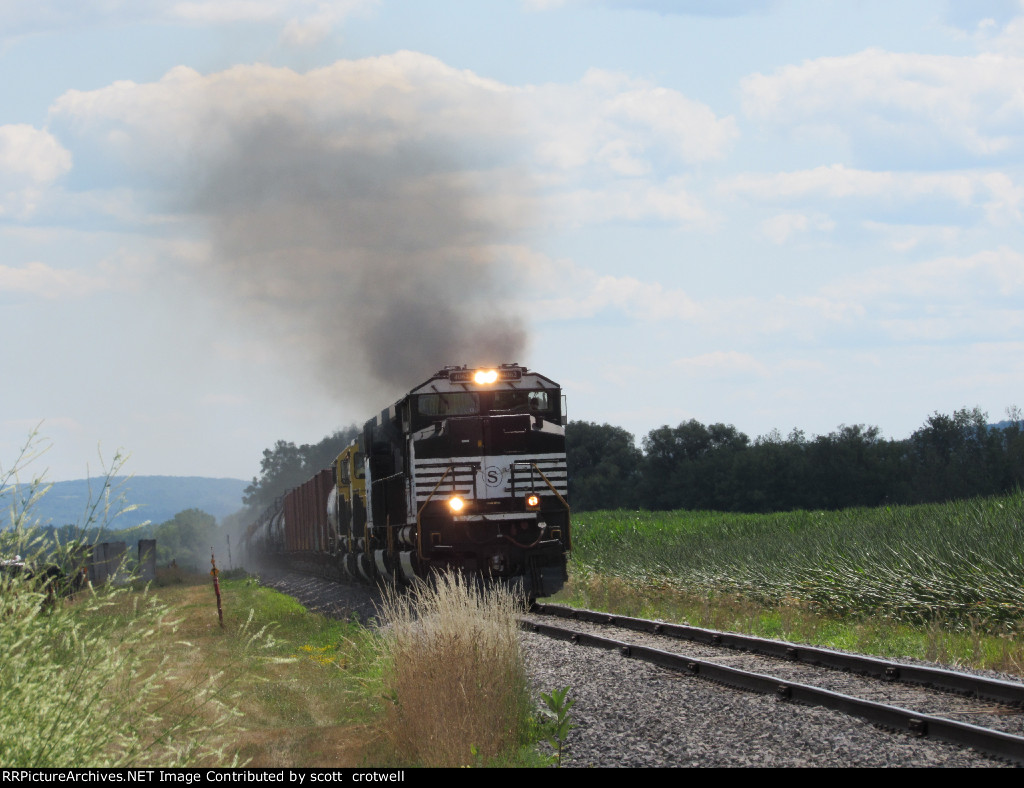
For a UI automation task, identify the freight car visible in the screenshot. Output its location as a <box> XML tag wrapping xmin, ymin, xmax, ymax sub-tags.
<box><xmin>244</xmin><ymin>364</ymin><xmax>570</xmax><ymax>598</ymax></box>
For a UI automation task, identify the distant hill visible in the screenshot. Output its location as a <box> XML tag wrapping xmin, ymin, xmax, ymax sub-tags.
<box><xmin>1</xmin><ymin>476</ymin><xmax>249</xmax><ymax>531</ymax></box>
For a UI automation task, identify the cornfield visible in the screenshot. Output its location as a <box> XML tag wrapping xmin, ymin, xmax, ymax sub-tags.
<box><xmin>569</xmin><ymin>492</ymin><xmax>1024</xmax><ymax>631</ymax></box>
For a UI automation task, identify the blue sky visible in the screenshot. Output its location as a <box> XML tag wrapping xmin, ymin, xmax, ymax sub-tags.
<box><xmin>2</xmin><ymin>0</ymin><xmax>1023</xmax><ymax>482</ymax></box>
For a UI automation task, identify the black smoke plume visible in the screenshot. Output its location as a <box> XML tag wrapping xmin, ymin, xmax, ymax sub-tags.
<box><xmin>189</xmin><ymin>113</ymin><xmax>528</xmax><ymax>406</ymax></box>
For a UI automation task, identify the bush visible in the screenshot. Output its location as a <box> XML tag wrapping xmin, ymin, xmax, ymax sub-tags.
<box><xmin>376</xmin><ymin>573</ymin><xmax>531</xmax><ymax>767</ymax></box>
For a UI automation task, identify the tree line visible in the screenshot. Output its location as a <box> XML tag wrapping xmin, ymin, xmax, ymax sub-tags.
<box><xmin>234</xmin><ymin>407</ymin><xmax>1024</xmax><ymax>518</ymax></box>
<box><xmin>568</xmin><ymin>407</ymin><xmax>1024</xmax><ymax>513</ymax></box>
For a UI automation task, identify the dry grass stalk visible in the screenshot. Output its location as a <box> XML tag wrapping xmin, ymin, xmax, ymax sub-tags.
<box><xmin>377</xmin><ymin>572</ymin><xmax>530</xmax><ymax>767</ymax></box>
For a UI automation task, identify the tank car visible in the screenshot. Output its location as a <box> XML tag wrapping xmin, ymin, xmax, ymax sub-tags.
<box><xmin>244</xmin><ymin>364</ymin><xmax>570</xmax><ymax>598</ymax></box>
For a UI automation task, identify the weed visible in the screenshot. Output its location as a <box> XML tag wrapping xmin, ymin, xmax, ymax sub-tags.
<box><xmin>538</xmin><ymin>686</ymin><xmax>576</xmax><ymax>767</ymax></box>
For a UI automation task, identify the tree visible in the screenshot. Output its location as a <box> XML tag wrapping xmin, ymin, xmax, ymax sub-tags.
<box><xmin>154</xmin><ymin>508</ymin><xmax>218</xmax><ymax>571</ymax></box>
<box><xmin>243</xmin><ymin>426</ymin><xmax>360</xmax><ymax>510</ymax></box>
<box><xmin>565</xmin><ymin>422</ymin><xmax>642</xmax><ymax>511</ymax></box>
<box><xmin>639</xmin><ymin>420</ymin><xmax>749</xmax><ymax>510</ymax></box>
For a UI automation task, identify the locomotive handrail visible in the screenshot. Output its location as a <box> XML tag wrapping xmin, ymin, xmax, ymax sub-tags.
<box><xmin>511</xmin><ymin>461</ymin><xmax>572</xmax><ymax>551</ymax></box>
<box><xmin>414</xmin><ymin>462</ymin><xmax>482</xmax><ymax>560</ymax></box>
<box><xmin>370</xmin><ymin>472</ymin><xmax>406</xmax><ymax>555</ymax></box>
<box><xmin>415</xmin><ymin>465</ymin><xmax>454</xmax><ymax>561</ymax></box>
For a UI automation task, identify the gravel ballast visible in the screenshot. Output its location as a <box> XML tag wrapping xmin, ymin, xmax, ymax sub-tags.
<box><xmin>255</xmin><ymin>568</ymin><xmax>1011</xmax><ymax>767</ymax></box>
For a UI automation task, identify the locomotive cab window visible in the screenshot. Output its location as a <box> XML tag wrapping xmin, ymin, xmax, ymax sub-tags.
<box><xmin>492</xmin><ymin>390</ymin><xmax>556</xmax><ymax>418</ymax></box>
<box><xmin>416</xmin><ymin>392</ymin><xmax>480</xmax><ymax>418</ymax></box>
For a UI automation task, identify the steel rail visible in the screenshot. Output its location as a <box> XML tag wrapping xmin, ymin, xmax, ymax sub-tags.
<box><xmin>522</xmin><ymin>617</ymin><xmax>1024</xmax><ymax>765</ymax></box>
<box><xmin>532</xmin><ymin>603</ymin><xmax>1024</xmax><ymax>708</ymax></box>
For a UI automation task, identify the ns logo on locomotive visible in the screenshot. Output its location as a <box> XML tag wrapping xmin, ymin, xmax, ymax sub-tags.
<box><xmin>243</xmin><ymin>364</ymin><xmax>570</xmax><ymax>598</ymax></box>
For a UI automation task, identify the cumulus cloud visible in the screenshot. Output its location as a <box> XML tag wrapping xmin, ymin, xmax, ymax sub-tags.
<box><xmin>742</xmin><ymin>49</ymin><xmax>1024</xmax><ymax>165</ymax></box>
<box><xmin>723</xmin><ymin>164</ymin><xmax>1022</xmax><ymax>228</ymax></box>
<box><xmin>530</xmin><ymin>69</ymin><xmax>737</xmax><ymax>172</ymax></box>
<box><xmin>51</xmin><ymin>54</ymin><xmax>540</xmax><ymax>404</ymax></box>
<box><xmin>0</xmin><ymin>125</ymin><xmax>72</xmax><ymax>219</ymax></box>
<box><xmin>51</xmin><ymin>55</ymin><xmax>733</xmax><ymax>229</ymax></box>
<box><xmin>42</xmin><ymin>53</ymin><xmax>739</xmax><ymax>405</ymax></box>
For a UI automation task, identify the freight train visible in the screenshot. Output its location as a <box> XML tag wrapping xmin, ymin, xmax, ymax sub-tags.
<box><xmin>243</xmin><ymin>364</ymin><xmax>570</xmax><ymax>598</ymax></box>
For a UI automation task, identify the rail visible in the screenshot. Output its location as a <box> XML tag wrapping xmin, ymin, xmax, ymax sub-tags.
<box><xmin>523</xmin><ymin>610</ymin><xmax>1024</xmax><ymax>765</ymax></box>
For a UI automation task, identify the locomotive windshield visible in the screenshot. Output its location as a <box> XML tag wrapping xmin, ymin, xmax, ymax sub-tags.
<box><xmin>417</xmin><ymin>392</ymin><xmax>480</xmax><ymax>417</ymax></box>
<box><xmin>412</xmin><ymin>389</ymin><xmax>559</xmax><ymax>430</ymax></box>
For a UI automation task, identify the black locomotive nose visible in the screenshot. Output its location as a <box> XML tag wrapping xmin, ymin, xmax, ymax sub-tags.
<box><xmin>245</xmin><ymin>365</ymin><xmax>568</xmax><ymax>599</ymax></box>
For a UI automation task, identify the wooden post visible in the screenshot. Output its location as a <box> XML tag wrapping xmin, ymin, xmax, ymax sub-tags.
<box><xmin>210</xmin><ymin>549</ymin><xmax>224</xmax><ymax>629</ymax></box>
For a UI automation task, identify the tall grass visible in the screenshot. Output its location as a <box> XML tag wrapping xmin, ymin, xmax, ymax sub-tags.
<box><xmin>569</xmin><ymin>492</ymin><xmax>1024</xmax><ymax>631</ymax></box>
<box><xmin>0</xmin><ymin>435</ymin><xmax>255</xmax><ymax>767</ymax></box>
<box><xmin>375</xmin><ymin>573</ymin><xmax>532</xmax><ymax>767</ymax></box>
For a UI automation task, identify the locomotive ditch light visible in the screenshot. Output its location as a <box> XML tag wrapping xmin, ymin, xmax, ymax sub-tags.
<box><xmin>449</xmin><ymin>496</ymin><xmax>466</xmax><ymax>513</ymax></box>
<box><xmin>525</xmin><ymin>493</ymin><xmax>540</xmax><ymax>510</ymax></box>
<box><xmin>473</xmin><ymin>369</ymin><xmax>499</xmax><ymax>385</ymax></box>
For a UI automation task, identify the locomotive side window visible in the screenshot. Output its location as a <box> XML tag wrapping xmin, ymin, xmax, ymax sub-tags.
<box><xmin>492</xmin><ymin>390</ymin><xmax>554</xmax><ymax>416</ymax></box>
<box><xmin>417</xmin><ymin>392</ymin><xmax>480</xmax><ymax>417</ymax></box>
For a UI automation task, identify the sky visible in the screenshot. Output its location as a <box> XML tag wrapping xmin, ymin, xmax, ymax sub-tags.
<box><xmin>2</xmin><ymin>0</ymin><xmax>1024</xmax><ymax>483</ymax></box>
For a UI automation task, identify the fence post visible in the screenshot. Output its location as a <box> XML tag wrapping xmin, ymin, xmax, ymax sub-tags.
<box><xmin>210</xmin><ymin>549</ymin><xmax>224</xmax><ymax>629</ymax></box>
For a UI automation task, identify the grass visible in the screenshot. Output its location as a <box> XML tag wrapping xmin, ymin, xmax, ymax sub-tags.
<box><xmin>2</xmin><ymin>566</ymin><xmax>548</xmax><ymax>767</ymax></box>
<box><xmin>131</xmin><ymin>570</ymin><xmax>381</xmax><ymax>767</ymax></box>
<box><xmin>3</xmin><ymin>435</ymin><xmax>547</xmax><ymax>767</ymax></box>
<box><xmin>0</xmin><ymin>569</ymin><xmax>259</xmax><ymax>767</ymax></box>
<box><xmin>373</xmin><ymin>572</ymin><xmax>536</xmax><ymax>767</ymax></box>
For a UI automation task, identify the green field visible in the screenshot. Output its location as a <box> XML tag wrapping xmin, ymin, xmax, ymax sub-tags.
<box><xmin>557</xmin><ymin>492</ymin><xmax>1024</xmax><ymax>672</ymax></box>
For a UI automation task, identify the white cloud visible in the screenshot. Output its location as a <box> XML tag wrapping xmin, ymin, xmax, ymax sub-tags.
<box><xmin>0</xmin><ymin>261</ymin><xmax>108</xmax><ymax>299</ymax></box>
<box><xmin>860</xmin><ymin>221</ymin><xmax>964</xmax><ymax>252</ymax></box>
<box><xmin>824</xmin><ymin>246</ymin><xmax>1024</xmax><ymax>301</ymax></box>
<box><xmin>548</xmin><ymin>178</ymin><xmax>711</xmax><ymax>228</ymax></box>
<box><xmin>0</xmin><ymin>1</ymin><xmax>377</xmax><ymax>41</ymax></box>
<box><xmin>760</xmin><ymin>212</ymin><xmax>834</xmax><ymax>244</ymax></box>
<box><xmin>0</xmin><ymin>124</ymin><xmax>72</xmax><ymax>219</ymax></box>
<box><xmin>530</xmin><ymin>69</ymin><xmax>738</xmax><ymax>172</ymax></box>
<box><xmin>50</xmin><ymin>55</ymin><xmax>733</xmax><ymax>230</ymax></box>
<box><xmin>742</xmin><ymin>49</ymin><xmax>1024</xmax><ymax>163</ymax></box>
<box><xmin>723</xmin><ymin>164</ymin><xmax>1022</xmax><ymax>229</ymax></box>
<box><xmin>499</xmin><ymin>246</ymin><xmax>704</xmax><ymax>321</ymax></box>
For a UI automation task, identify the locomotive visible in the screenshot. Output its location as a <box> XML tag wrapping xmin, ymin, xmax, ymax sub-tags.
<box><xmin>244</xmin><ymin>364</ymin><xmax>570</xmax><ymax>598</ymax></box>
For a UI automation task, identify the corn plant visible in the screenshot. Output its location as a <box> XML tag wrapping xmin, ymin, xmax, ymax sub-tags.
<box><xmin>568</xmin><ymin>493</ymin><xmax>1024</xmax><ymax>632</ymax></box>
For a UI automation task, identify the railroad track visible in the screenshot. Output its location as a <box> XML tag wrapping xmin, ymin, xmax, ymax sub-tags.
<box><xmin>523</xmin><ymin>603</ymin><xmax>1024</xmax><ymax>766</ymax></box>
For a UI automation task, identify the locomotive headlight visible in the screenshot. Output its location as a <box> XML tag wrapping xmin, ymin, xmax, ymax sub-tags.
<box><xmin>525</xmin><ymin>493</ymin><xmax>540</xmax><ymax>510</ymax></box>
<box><xmin>449</xmin><ymin>496</ymin><xmax>466</xmax><ymax>513</ymax></box>
<box><xmin>473</xmin><ymin>369</ymin><xmax>499</xmax><ymax>384</ymax></box>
